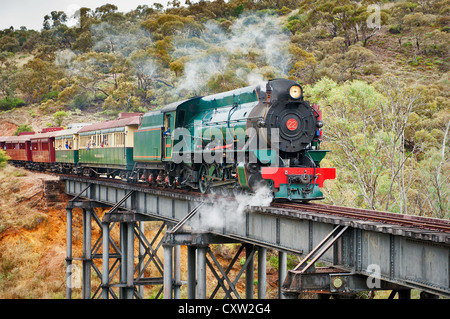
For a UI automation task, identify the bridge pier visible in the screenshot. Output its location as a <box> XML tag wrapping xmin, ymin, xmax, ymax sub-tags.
<box><xmin>82</xmin><ymin>206</ymin><xmax>92</xmax><ymax>299</ymax></box>
<box><xmin>278</xmin><ymin>251</ymin><xmax>287</xmax><ymax>299</ymax></box>
<box><xmin>162</xmin><ymin>231</ymin><xmax>276</xmax><ymax>299</ymax></box>
<box><xmin>196</xmin><ymin>245</ymin><xmax>208</xmax><ymax>299</ymax></box>
<box><xmin>187</xmin><ymin>245</ymin><xmax>196</xmax><ymax>298</ymax></box>
<box><xmin>163</xmin><ymin>243</ymin><xmax>173</xmax><ymax>299</ymax></box>
<box><xmin>66</xmin><ymin>200</ymin><xmax>110</xmax><ymax>299</ymax></box>
<box><xmin>65</xmin><ymin>200</ymin><xmax>293</xmax><ymax>300</ymax></box>
<box><xmin>258</xmin><ymin>246</ymin><xmax>267</xmax><ymax>299</ymax></box>
<box><xmin>66</xmin><ymin>199</ymin><xmax>279</xmax><ymax>300</ymax></box>
<box><xmin>103</xmin><ymin>213</ymin><xmax>167</xmax><ymax>299</ymax></box>
<box><xmin>66</xmin><ymin>198</ymin><xmax>169</xmax><ymax>299</ymax></box>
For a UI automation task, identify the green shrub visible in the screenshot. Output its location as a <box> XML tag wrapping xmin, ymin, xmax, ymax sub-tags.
<box><xmin>70</xmin><ymin>93</ymin><xmax>93</xmax><ymax>110</ymax></box>
<box><xmin>0</xmin><ymin>97</ymin><xmax>26</xmax><ymax>111</ymax></box>
<box><xmin>41</xmin><ymin>90</ymin><xmax>59</xmax><ymax>102</ymax></box>
<box><xmin>53</xmin><ymin>110</ymin><xmax>68</xmax><ymax>127</ymax></box>
<box><xmin>13</xmin><ymin>124</ymin><xmax>33</xmax><ymax>136</ymax></box>
<box><xmin>388</xmin><ymin>24</ymin><xmax>403</xmax><ymax>34</ymax></box>
<box><xmin>0</xmin><ymin>150</ymin><xmax>9</xmax><ymax>169</ymax></box>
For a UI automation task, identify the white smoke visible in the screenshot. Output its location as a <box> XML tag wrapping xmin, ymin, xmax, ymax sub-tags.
<box><xmin>175</xmin><ymin>51</ymin><xmax>229</xmax><ymax>94</ymax></box>
<box><xmin>174</xmin><ymin>13</ymin><xmax>292</xmax><ymax>94</ymax></box>
<box><xmin>55</xmin><ymin>49</ymin><xmax>77</xmax><ymax>68</ymax></box>
<box><xmin>224</xmin><ymin>14</ymin><xmax>290</xmax><ymax>73</ymax></box>
<box><xmin>90</xmin><ymin>22</ymin><xmax>153</xmax><ymax>57</ymax></box>
<box><xmin>246</xmin><ymin>72</ymin><xmax>265</xmax><ymax>87</ymax></box>
<box><xmin>188</xmin><ymin>186</ymin><xmax>273</xmax><ymax>233</ymax></box>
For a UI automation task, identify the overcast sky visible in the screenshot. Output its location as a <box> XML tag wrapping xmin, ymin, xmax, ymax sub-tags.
<box><xmin>0</xmin><ymin>0</ymin><xmax>174</xmax><ymax>31</ymax></box>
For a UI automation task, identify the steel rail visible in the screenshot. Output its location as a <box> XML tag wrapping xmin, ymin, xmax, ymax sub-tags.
<box><xmin>272</xmin><ymin>202</ymin><xmax>450</xmax><ymax>233</ymax></box>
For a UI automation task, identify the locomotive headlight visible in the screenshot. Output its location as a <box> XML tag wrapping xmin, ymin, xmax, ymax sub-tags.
<box><xmin>289</xmin><ymin>85</ymin><xmax>302</xmax><ymax>99</ymax></box>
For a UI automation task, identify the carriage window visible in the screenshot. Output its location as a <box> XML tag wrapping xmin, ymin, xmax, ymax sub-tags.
<box><xmin>81</xmin><ymin>135</ymin><xmax>96</xmax><ymax>149</ymax></box>
<box><xmin>42</xmin><ymin>142</ymin><xmax>49</xmax><ymax>151</ymax></box>
<box><xmin>114</xmin><ymin>132</ymin><xmax>125</xmax><ymax>147</ymax></box>
<box><xmin>101</xmin><ymin>134</ymin><xmax>110</xmax><ymax>147</ymax></box>
<box><xmin>165</xmin><ymin>114</ymin><xmax>171</xmax><ymax>129</ymax></box>
<box><xmin>31</xmin><ymin>142</ymin><xmax>38</xmax><ymax>150</ymax></box>
<box><xmin>80</xmin><ymin>135</ymin><xmax>89</xmax><ymax>149</ymax></box>
<box><xmin>63</xmin><ymin>139</ymin><xmax>72</xmax><ymax>149</ymax></box>
<box><xmin>177</xmin><ymin>110</ymin><xmax>185</xmax><ymax>128</ymax></box>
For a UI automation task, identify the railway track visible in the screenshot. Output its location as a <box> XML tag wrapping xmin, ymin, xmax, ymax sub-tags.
<box><xmin>57</xmin><ymin>172</ymin><xmax>450</xmax><ymax>234</ymax></box>
<box><xmin>272</xmin><ymin>202</ymin><xmax>450</xmax><ymax>233</ymax></box>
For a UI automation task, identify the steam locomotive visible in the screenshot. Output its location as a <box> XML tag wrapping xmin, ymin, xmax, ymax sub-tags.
<box><xmin>1</xmin><ymin>79</ymin><xmax>335</xmax><ymax>201</ymax></box>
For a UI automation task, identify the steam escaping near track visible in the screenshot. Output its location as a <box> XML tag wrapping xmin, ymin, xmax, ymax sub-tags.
<box><xmin>187</xmin><ymin>186</ymin><xmax>273</xmax><ymax>233</ymax></box>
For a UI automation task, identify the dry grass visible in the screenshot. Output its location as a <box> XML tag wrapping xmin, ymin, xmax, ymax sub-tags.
<box><xmin>0</xmin><ymin>165</ymin><xmax>66</xmax><ymax>298</ymax></box>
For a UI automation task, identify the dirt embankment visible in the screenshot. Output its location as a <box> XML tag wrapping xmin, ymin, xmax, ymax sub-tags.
<box><xmin>0</xmin><ymin>121</ymin><xmax>18</xmax><ymax>136</ymax></box>
<box><xmin>0</xmin><ymin>166</ymin><xmax>68</xmax><ymax>298</ymax></box>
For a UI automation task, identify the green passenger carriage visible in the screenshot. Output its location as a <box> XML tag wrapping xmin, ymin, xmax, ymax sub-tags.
<box><xmin>54</xmin><ymin>123</ymin><xmax>91</xmax><ymax>173</ymax></box>
<box><xmin>77</xmin><ymin>113</ymin><xmax>142</xmax><ymax>179</ymax></box>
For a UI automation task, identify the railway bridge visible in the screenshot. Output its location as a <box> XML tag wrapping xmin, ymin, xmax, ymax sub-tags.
<box><xmin>62</xmin><ymin>176</ymin><xmax>450</xmax><ymax>299</ymax></box>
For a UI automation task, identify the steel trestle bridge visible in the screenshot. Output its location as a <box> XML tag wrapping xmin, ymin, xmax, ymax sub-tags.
<box><xmin>62</xmin><ymin>176</ymin><xmax>450</xmax><ymax>299</ymax></box>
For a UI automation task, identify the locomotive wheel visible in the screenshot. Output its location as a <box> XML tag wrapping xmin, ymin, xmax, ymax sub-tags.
<box><xmin>198</xmin><ymin>164</ymin><xmax>208</xmax><ymax>194</ymax></box>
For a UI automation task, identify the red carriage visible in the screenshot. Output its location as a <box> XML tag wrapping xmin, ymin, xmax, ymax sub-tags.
<box><xmin>29</xmin><ymin>128</ymin><xmax>63</xmax><ymax>170</ymax></box>
<box><xmin>1</xmin><ymin>133</ymin><xmax>34</xmax><ymax>165</ymax></box>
